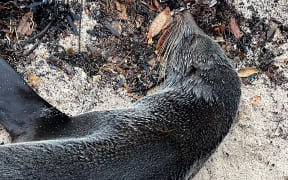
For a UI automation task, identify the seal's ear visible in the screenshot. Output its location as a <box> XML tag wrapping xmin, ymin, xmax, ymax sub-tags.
<box><xmin>185</xmin><ymin>65</ymin><xmax>197</xmax><ymax>77</ymax></box>
<box><xmin>0</xmin><ymin>56</ymin><xmax>70</xmax><ymax>142</ymax></box>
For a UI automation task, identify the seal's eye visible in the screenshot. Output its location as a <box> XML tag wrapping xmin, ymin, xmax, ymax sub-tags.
<box><xmin>185</xmin><ymin>65</ymin><xmax>197</xmax><ymax>77</ymax></box>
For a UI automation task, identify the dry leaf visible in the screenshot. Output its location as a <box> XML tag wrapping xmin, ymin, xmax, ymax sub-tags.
<box><xmin>147</xmin><ymin>7</ymin><xmax>171</xmax><ymax>45</ymax></box>
<box><xmin>28</xmin><ymin>74</ymin><xmax>41</xmax><ymax>88</ymax></box>
<box><xmin>17</xmin><ymin>11</ymin><xmax>34</xmax><ymax>36</ymax></box>
<box><xmin>251</xmin><ymin>95</ymin><xmax>261</xmax><ymax>106</ymax></box>
<box><xmin>238</xmin><ymin>67</ymin><xmax>259</xmax><ymax>78</ymax></box>
<box><xmin>229</xmin><ymin>17</ymin><xmax>242</xmax><ymax>39</ymax></box>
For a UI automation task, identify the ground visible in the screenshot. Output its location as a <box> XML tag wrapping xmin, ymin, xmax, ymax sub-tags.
<box><xmin>0</xmin><ymin>0</ymin><xmax>287</xmax><ymax>179</ymax></box>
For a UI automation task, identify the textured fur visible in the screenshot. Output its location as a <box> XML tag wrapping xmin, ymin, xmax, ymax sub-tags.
<box><xmin>0</xmin><ymin>11</ymin><xmax>241</xmax><ymax>179</ymax></box>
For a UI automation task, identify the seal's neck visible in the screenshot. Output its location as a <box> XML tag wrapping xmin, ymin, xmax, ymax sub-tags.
<box><xmin>160</xmin><ymin>11</ymin><xmax>234</xmax><ymax>103</ymax></box>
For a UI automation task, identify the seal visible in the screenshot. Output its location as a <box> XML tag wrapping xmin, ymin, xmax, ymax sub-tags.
<box><xmin>0</xmin><ymin>56</ymin><xmax>70</xmax><ymax>142</ymax></box>
<box><xmin>0</xmin><ymin>11</ymin><xmax>241</xmax><ymax>179</ymax></box>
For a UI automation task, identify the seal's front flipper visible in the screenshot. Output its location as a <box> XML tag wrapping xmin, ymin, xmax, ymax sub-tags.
<box><xmin>0</xmin><ymin>56</ymin><xmax>70</xmax><ymax>142</ymax></box>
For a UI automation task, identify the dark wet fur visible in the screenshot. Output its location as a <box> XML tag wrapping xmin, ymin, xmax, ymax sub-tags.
<box><xmin>0</xmin><ymin>58</ymin><xmax>70</xmax><ymax>142</ymax></box>
<box><xmin>0</xmin><ymin>11</ymin><xmax>241</xmax><ymax>179</ymax></box>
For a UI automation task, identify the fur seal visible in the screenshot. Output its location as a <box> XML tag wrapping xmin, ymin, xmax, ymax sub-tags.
<box><xmin>0</xmin><ymin>56</ymin><xmax>70</xmax><ymax>142</ymax></box>
<box><xmin>0</xmin><ymin>11</ymin><xmax>241</xmax><ymax>179</ymax></box>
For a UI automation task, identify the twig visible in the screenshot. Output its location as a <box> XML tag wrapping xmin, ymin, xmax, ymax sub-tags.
<box><xmin>78</xmin><ymin>0</ymin><xmax>83</xmax><ymax>52</ymax></box>
<box><xmin>23</xmin><ymin>40</ymin><xmax>41</xmax><ymax>56</ymax></box>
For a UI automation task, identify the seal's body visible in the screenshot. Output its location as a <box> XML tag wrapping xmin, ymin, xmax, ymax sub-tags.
<box><xmin>0</xmin><ymin>57</ymin><xmax>70</xmax><ymax>142</ymax></box>
<box><xmin>0</xmin><ymin>12</ymin><xmax>241</xmax><ymax>179</ymax></box>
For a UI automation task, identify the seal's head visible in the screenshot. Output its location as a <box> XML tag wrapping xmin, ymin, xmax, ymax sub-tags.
<box><xmin>160</xmin><ymin>11</ymin><xmax>240</xmax><ymax>103</ymax></box>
